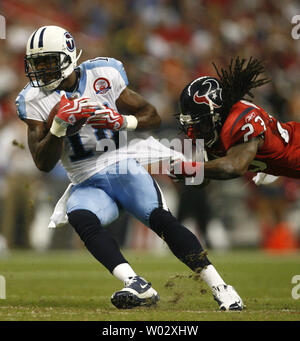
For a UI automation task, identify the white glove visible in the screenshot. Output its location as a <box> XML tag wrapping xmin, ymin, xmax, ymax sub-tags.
<box><xmin>252</xmin><ymin>173</ymin><xmax>279</xmax><ymax>185</ymax></box>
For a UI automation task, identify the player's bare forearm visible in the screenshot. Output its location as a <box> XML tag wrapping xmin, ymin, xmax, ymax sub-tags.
<box><xmin>204</xmin><ymin>138</ymin><xmax>261</xmax><ymax>180</ymax></box>
<box><xmin>25</xmin><ymin>119</ymin><xmax>63</xmax><ymax>172</ymax></box>
<box><xmin>116</xmin><ymin>87</ymin><xmax>161</xmax><ymax>130</ymax></box>
<box><xmin>204</xmin><ymin>159</ymin><xmax>243</xmax><ymax>179</ymax></box>
<box><xmin>131</xmin><ymin>102</ymin><xmax>160</xmax><ymax>130</ymax></box>
<box><xmin>33</xmin><ymin>133</ymin><xmax>63</xmax><ymax>172</ymax></box>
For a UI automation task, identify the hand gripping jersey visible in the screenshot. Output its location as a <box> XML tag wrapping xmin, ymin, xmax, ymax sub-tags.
<box><xmin>206</xmin><ymin>100</ymin><xmax>300</xmax><ymax>179</ymax></box>
<box><xmin>16</xmin><ymin>57</ymin><xmax>129</xmax><ymax>183</ymax></box>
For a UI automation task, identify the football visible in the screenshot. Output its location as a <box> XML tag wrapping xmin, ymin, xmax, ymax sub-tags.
<box><xmin>46</xmin><ymin>100</ymin><xmax>88</xmax><ymax>136</ymax></box>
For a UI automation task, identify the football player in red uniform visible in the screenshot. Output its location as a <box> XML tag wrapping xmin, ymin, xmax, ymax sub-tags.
<box><xmin>171</xmin><ymin>57</ymin><xmax>300</xmax><ymax>181</ymax></box>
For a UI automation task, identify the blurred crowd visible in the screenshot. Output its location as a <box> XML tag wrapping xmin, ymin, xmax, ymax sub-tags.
<box><xmin>0</xmin><ymin>0</ymin><xmax>300</xmax><ymax>252</ymax></box>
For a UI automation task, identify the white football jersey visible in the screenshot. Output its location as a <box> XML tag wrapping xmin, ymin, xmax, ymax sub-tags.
<box><xmin>16</xmin><ymin>57</ymin><xmax>129</xmax><ymax>183</ymax></box>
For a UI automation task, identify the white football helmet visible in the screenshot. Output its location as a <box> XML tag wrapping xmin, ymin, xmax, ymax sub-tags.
<box><xmin>25</xmin><ymin>25</ymin><xmax>82</xmax><ymax>91</ymax></box>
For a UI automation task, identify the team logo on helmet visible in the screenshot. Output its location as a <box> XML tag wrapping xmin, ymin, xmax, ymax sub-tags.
<box><xmin>93</xmin><ymin>77</ymin><xmax>111</xmax><ymax>95</ymax></box>
<box><xmin>193</xmin><ymin>78</ymin><xmax>222</xmax><ymax>108</ymax></box>
<box><xmin>64</xmin><ymin>32</ymin><xmax>75</xmax><ymax>52</ymax></box>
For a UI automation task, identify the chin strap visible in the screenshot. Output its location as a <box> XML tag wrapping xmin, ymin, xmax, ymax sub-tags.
<box><xmin>205</xmin><ymin>130</ymin><xmax>219</xmax><ymax>148</ymax></box>
<box><xmin>205</xmin><ymin>99</ymin><xmax>220</xmax><ymax>147</ymax></box>
<box><xmin>76</xmin><ymin>49</ymin><xmax>82</xmax><ymax>63</ymax></box>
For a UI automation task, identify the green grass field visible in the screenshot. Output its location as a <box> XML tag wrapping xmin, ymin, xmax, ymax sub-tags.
<box><xmin>0</xmin><ymin>249</ymin><xmax>299</xmax><ymax>321</ymax></box>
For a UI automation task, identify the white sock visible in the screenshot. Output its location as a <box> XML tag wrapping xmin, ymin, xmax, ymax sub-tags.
<box><xmin>112</xmin><ymin>263</ymin><xmax>137</xmax><ymax>283</ymax></box>
<box><xmin>200</xmin><ymin>264</ymin><xmax>226</xmax><ymax>288</ymax></box>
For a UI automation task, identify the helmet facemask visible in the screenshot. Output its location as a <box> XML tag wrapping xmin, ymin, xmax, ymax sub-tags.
<box><xmin>180</xmin><ymin>99</ymin><xmax>221</xmax><ymax>148</ymax></box>
<box><xmin>25</xmin><ymin>52</ymin><xmax>72</xmax><ymax>91</ymax></box>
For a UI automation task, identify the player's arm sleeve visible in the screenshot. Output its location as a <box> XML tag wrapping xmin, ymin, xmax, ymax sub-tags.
<box><xmin>16</xmin><ymin>92</ymin><xmax>45</xmax><ymax>122</ymax></box>
<box><xmin>109</xmin><ymin>58</ymin><xmax>129</xmax><ymax>99</ymax></box>
<box><xmin>222</xmin><ymin>108</ymin><xmax>266</xmax><ymax>151</ymax></box>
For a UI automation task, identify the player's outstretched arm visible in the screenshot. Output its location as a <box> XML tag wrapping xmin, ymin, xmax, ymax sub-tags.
<box><xmin>204</xmin><ymin>137</ymin><xmax>262</xmax><ymax>180</ymax></box>
<box><xmin>25</xmin><ymin>118</ymin><xmax>64</xmax><ymax>172</ymax></box>
<box><xmin>168</xmin><ymin>137</ymin><xmax>262</xmax><ymax>181</ymax></box>
<box><xmin>116</xmin><ymin>87</ymin><xmax>161</xmax><ymax>130</ymax></box>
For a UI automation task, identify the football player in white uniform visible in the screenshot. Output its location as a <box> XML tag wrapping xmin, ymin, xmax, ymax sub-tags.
<box><xmin>16</xmin><ymin>25</ymin><xmax>243</xmax><ymax>310</ymax></box>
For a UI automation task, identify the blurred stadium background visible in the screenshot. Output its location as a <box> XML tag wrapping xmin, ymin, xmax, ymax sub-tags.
<box><xmin>0</xmin><ymin>0</ymin><xmax>300</xmax><ymax>255</ymax></box>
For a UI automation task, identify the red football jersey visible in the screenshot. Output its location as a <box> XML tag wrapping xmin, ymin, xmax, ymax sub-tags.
<box><xmin>206</xmin><ymin>100</ymin><xmax>300</xmax><ymax>178</ymax></box>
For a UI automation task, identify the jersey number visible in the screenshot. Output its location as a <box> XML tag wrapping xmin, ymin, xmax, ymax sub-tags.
<box><xmin>241</xmin><ymin>115</ymin><xmax>266</xmax><ymax>142</ymax></box>
<box><xmin>240</xmin><ymin>114</ymin><xmax>289</xmax><ymax>172</ymax></box>
<box><xmin>67</xmin><ymin>129</ymin><xmax>113</xmax><ymax>162</ymax></box>
<box><xmin>68</xmin><ymin>134</ymin><xmax>94</xmax><ymax>162</ymax></box>
<box><xmin>241</xmin><ymin>115</ymin><xmax>289</xmax><ymax>143</ymax></box>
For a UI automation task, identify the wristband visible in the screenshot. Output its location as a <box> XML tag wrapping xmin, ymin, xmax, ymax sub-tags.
<box><xmin>50</xmin><ymin>118</ymin><xmax>67</xmax><ymax>137</ymax></box>
<box><xmin>123</xmin><ymin>115</ymin><xmax>138</xmax><ymax>131</ymax></box>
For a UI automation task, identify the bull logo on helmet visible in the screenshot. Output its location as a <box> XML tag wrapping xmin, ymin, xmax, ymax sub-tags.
<box><xmin>193</xmin><ymin>78</ymin><xmax>222</xmax><ymax>108</ymax></box>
